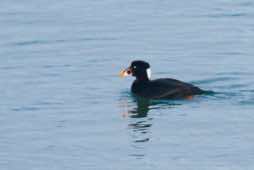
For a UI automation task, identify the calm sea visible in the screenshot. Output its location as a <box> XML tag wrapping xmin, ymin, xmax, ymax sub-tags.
<box><xmin>1</xmin><ymin>0</ymin><xmax>254</xmax><ymax>169</ymax></box>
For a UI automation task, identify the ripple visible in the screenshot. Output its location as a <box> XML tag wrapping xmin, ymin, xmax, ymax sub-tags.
<box><xmin>128</xmin><ymin>153</ymin><xmax>145</xmax><ymax>159</ymax></box>
<box><xmin>11</xmin><ymin>106</ymin><xmax>40</xmax><ymax>112</ymax></box>
<box><xmin>34</xmin><ymin>101</ymin><xmax>64</xmax><ymax>106</ymax></box>
<box><xmin>6</xmin><ymin>37</ymin><xmax>117</xmax><ymax>47</ymax></box>
<box><xmin>215</xmin><ymin>52</ymin><xmax>246</xmax><ymax>56</ymax></box>
<box><xmin>212</xmin><ymin>83</ymin><xmax>250</xmax><ymax>90</ymax></box>
<box><xmin>0</xmin><ymin>65</ymin><xmax>25</xmax><ymax>70</ymax></box>
<box><xmin>216</xmin><ymin>72</ymin><xmax>252</xmax><ymax>76</ymax></box>
<box><xmin>41</xmin><ymin>64</ymin><xmax>72</xmax><ymax>69</ymax></box>
<box><xmin>239</xmin><ymin>100</ymin><xmax>254</xmax><ymax>106</ymax></box>
<box><xmin>134</xmin><ymin>138</ymin><xmax>150</xmax><ymax>143</ymax></box>
<box><xmin>206</xmin><ymin>12</ymin><xmax>248</xmax><ymax>18</ymax></box>
<box><xmin>240</xmin><ymin>89</ymin><xmax>254</xmax><ymax>93</ymax></box>
<box><xmin>192</xmin><ymin>77</ymin><xmax>238</xmax><ymax>85</ymax></box>
<box><xmin>128</xmin><ymin>121</ymin><xmax>152</xmax><ymax>132</ymax></box>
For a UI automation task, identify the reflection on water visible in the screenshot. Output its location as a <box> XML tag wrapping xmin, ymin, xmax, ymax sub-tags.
<box><xmin>119</xmin><ymin>92</ymin><xmax>182</xmax><ymax>118</ymax></box>
<box><xmin>128</xmin><ymin>97</ymin><xmax>150</xmax><ymax>118</ymax></box>
<box><xmin>119</xmin><ymin>95</ymin><xmax>152</xmax><ymax>144</ymax></box>
<box><xmin>119</xmin><ymin>95</ymin><xmax>152</xmax><ymax>159</ymax></box>
<box><xmin>127</xmin><ymin>97</ymin><xmax>151</xmax><ymax>145</ymax></box>
<box><xmin>119</xmin><ymin>93</ymin><xmax>182</xmax><ymax>159</ymax></box>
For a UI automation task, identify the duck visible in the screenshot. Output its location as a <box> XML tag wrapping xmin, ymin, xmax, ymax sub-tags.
<box><xmin>120</xmin><ymin>60</ymin><xmax>207</xmax><ymax>99</ymax></box>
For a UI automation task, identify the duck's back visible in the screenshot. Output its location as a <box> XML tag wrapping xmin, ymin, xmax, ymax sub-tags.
<box><xmin>131</xmin><ymin>78</ymin><xmax>204</xmax><ymax>99</ymax></box>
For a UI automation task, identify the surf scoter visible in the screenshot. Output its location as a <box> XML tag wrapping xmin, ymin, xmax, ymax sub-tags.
<box><xmin>120</xmin><ymin>60</ymin><xmax>207</xmax><ymax>99</ymax></box>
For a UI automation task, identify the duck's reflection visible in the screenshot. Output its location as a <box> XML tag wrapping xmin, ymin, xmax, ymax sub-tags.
<box><xmin>119</xmin><ymin>94</ymin><xmax>181</xmax><ymax>159</ymax></box>
<box><xmin>119</xmin><ymin>92</ymin><xmax>193</xmax><ymax>159</ymax></box>
<box><xmin>128</xmin><ymin>97</ymin><xmax>150</xmax><ymax>118</ymax></box>
<box><xmin>119</xmin><ymin>94</ymin><xmax>180</xmax><ymax>144</ymax></box>
<box><xmin>118</xmin><ymin>95</ymin><xmax>150</xmax><ymax>144</ymax></box>
<box><xmin>122</xmin><ymin>97</ymin><xmax>150</xmax><ymax>144</ymax></box>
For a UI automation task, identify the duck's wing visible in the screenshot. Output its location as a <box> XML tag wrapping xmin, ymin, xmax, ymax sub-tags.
<box><xmin>145</xmin><ymin>78</ymin><xmax>203</xmax><ymax>99</ymax></box>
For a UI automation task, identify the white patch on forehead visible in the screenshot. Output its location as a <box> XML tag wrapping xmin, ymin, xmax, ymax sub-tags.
<box><xmin>146</xmin><ymin>68</ymin><xmax>151</xmax><ymax>79</ymax></box>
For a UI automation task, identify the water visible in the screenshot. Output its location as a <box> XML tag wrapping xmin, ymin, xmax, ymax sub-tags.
<box><xmin>1</xmin><ymin>0</ymin><xmax>254</xmax><ymax>169</ymax></box>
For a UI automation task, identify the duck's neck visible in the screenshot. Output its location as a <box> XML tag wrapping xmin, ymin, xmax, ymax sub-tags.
<box><xmin>131</xmin><ymin>78</ymin><xmax>149</xmax><ymax>94</ymax></box>
<box><xmin>134</xmin><ymin>68</ymin><xmax>151</xmax><ymax>81</ymax></box>
<box><xmin>135</xmin><ymin>72</ymin><xmax>150</xmax><ymax>82</ymax></box>
<box><xmin>135</xmin><ymin>77</ymin><xmax>150</xmax><ymax>82</ymax></box>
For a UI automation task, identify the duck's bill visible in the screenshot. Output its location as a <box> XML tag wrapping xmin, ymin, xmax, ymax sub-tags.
<box><xmin>119</xmin><ymin>68</ymin><xmax>132</xmax><ymax>78</ymax></box>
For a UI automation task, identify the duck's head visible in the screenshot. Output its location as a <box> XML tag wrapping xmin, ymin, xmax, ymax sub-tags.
<box><xmin>120</xmin><ymin>60</ymin><xmax>151</xmax><ymax>81</ymax></box>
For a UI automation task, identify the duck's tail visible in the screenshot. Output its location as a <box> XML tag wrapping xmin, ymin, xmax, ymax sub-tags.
<box><xmin>202</xmin><ymin>90</ymin><xmax>216</xmax><ymax>95</ymax></box>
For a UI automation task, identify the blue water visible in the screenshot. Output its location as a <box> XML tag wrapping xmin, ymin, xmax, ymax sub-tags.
<box><xmin>1</xmin><ymin>0</ymin><xmax>254</xmax><ymax>169</ymax></box>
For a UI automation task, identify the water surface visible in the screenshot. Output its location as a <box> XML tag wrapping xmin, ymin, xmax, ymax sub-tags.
<box><xmin>1</xmin><ymin>0</ymin><xmax>254</xmax><ymax>169</ymax></box>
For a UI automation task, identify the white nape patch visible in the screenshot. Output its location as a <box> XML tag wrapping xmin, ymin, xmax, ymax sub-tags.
<box><xmin>146</xmin><ymin>68</ymin><xmax>152</xmax><ymax>79</ymax></box>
